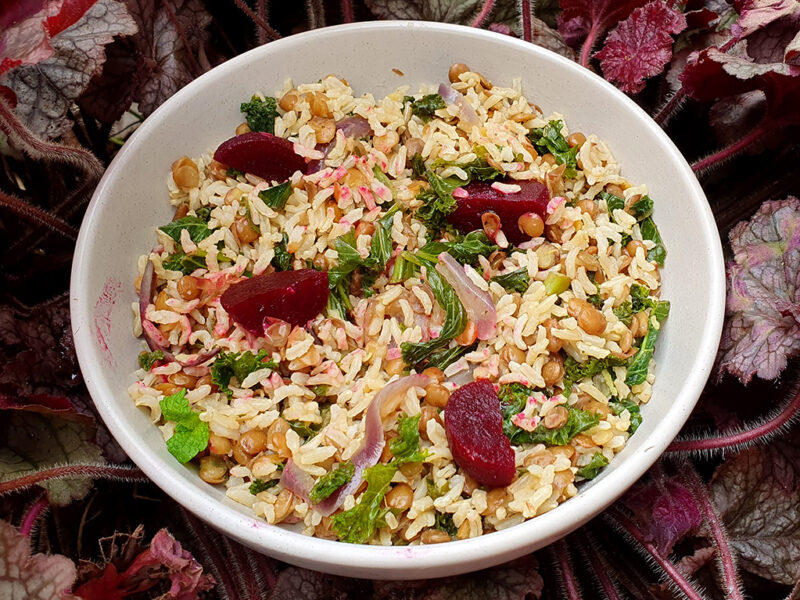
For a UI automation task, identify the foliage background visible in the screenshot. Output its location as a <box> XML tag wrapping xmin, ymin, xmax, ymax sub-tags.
<box><xmin>0</xmin><ymin>1</ymin><xmax>799</xmax><ymax>599</ymax></box>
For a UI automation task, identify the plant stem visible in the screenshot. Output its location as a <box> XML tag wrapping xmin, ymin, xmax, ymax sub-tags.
<box><xmin>578</xmin><ymin>530</ymin><xmax>623</xmax><ymax>600</ymax></box>
<box><xmin>0</xmin><ymin>464</ymin><xmax>147</xmax><ymax>495</ymax></box>
<box><xmin>692</xmin><ymin>121</ymin><xmax>768</xmax><ymax>173</ymax></box>
<box><xmin>580</xmin><ymin>24</ymin><xmax>600</xmax><ymax>68</ymax></box>
<box><xmin>681</xmin><ymin>467</ymin><xmax>744</xmax><ymax>600</ymax></box>
<box><xmin>668</xmin><ymin>387</ymin><xmax>800</xmax><ymax>453</ymax></box>
<box><xmin>0</xmin><ymin>189</ymin><xmax>78</xmax><ymax>240</ymax></box>
<box><xmin>471</xmin><ymin>0</ymin><xmax>496</xmax><ymax>28</ymax></box>
<box><xmin>20</xmin><ymin>496</ymin><xmax>48</xmax><ymax>537</ymax></box>
<box><xmin>552</xmin><ymin>539</ymin><xmax>582</xmax><ymax>599</ymax></box>
<box><xmin>231</xmin><ymin>0</ymin><xmax>281</xmax><ymax>40</ymax></box>
<box><xmin>340</xmin><ymin>0</ymin><xmax>354</xmax><ymax>23</ymax></box>
<box><xmin>605</xmin><ymin>507</ymin><xmax>707</xmax><ymax>600</ymax></box>
<box><xmin>653</xmin><ymin>89</ymin><xmax>685</xmax><ymax>126</ymax></box>
<box><xmin>519</xmin><ymin>0</ymin><xmax>533</xmax><ymax>43</ymax></box>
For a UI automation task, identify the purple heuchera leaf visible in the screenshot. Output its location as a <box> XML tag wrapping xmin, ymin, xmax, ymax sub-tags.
<box><xmin>731</xmin><ymin>0</ymin><xmax>800</xmax><ymax>39</ymax></box>
<box><xmin>0</xmin><ymin>518</ymin><xmax>77</xmax><ymax>599</ymax></box>
<box><xmin>716</xmin><ymin>197</ymin><xmax>800</xmax><ymax>383</ymax></box>
<box><xmin>595</xmin><ymin>0</ymin><xmax>688</xmax><ymax>93</ymax></box>
<box><xmin>0</xmin><ymin>0</ymin><xmax>137</xmax><ymax>139</ymax></box>
<box><xmin>556</xmin><ymin>0</ymin><xmax>650</xmax><ymax>51</ymax></box>
<box><xmin>710</xmin><ymin>430</ymin><xmax>800</xmax><ymax>584</ymax></box>
<box><xmin>620</xmin><ymin>469</ymin><xmax>702</xmax><ymax>555</ymax></box>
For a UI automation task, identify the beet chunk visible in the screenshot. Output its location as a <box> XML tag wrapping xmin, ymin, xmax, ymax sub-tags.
<box><xmin>444</xmin><ymin>380</ymin><xmax>516</xmax><ymax>487</ymax></box>
<box><xmin>213</xmin><ymin>132</ymin><xmax>306</xmax><ymax>182</ymax></box>
<box><xmin>447</xmin><ymin>179</ymin><xmax>549</xmax><ymax>245</ymax></box>
<box><xmin>220</xmin><ymin>269</ymin><xmax>329</xmax><ymax>332</ymax></box>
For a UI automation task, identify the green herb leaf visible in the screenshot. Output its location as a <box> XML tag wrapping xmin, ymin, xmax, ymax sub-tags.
<box><xmin>406</xmin><ymin>93</ymin><xmax>446</xmax><ymax>122</ymax></box>
<box><xmin>159</xmin><ymin>389</ymin><xmax>209</xmax><ymax>464</ymax></box>
<box><xmin>159</xmin><ymin>216</ymin><xmax>212</xmax><ymax>243</ymax></box>
<box><xmin>249</xmin><ymin>478</ymin><xmax>277</xmax><ymax>495</ymax></box>
<box><xmin>162</xmin><ymin>251</ymin><xmax>207</xmax><ymax>274</ymax></box>
<box><xmin>369</xmin><ymin>204</ymin><xmax>401</xmax><ymax>271</ymax></box>
<box><xmin>310</xmin><ymin>462</ymin><xmax>355</xmax><ymax>504</ymax></box>
<box><xmin>414</xmin><ymin>170</ymin><xmax>464</xmax><ymax>232</ymax></box>
<box><xmin>491</xmin><ymin>268</ymin><xmax>531</xmax><ymax>293</ymax></box>
<box><xmin>630</xmin><ymin>194</ymin><xmax>654</xmax><ymax>220</ymax></box>
<box><xmin>610</xmin><ymin>398</ymin><xmax>642</xmax><ymax>433</ymax></box>
<box><xmin>428</xmin><ymin>155</ymin><xmax>503</xmax><ymax>182</ymax></box>
<box><xmin>625</xmin><ymin>301</ymin><xmax>670</xmax><ymax>386</ymax></box>
<box><xmin>410</xmin><ymin>153</ymin><xmax>426</xmax><ymax>178</ymax></box>
<box><xmin>527</xmin><ymin>120</ymin><xmax>579</xmax><ymax>178</ymax></box>
<box><xmin>331</xmin><ymin>462</ymin><xmax>395</xmax><ymax>544</ymax></box>
<box><xmin>587</xmin><ymin>294</ymin><xmax>604</xmax><ymax>308</ymax></box>
<box><xmin>390</xmin><ymin>254</ymin><xmax>416</xmax><ymax>283</ymax></box>
<box><xmin>138</xmin><ymin>349</ymin><xmax>164</xmax><ymax>371</ymax></box>
<box><xmin>417</xmin><ymin>230</ymin><xmax>498</xmax><ymax>267</ymax></box>
<box><xmin>240</xmin><ymin>95</ymin><xmax>278</xmax><ymax>134</ymax></box>
<box><xmin>577</xmin><ymin>452</ymin><xmax>609</xmax><ymax>479</ymax></box>
<box><xmin>613</xmin><ymin>301</ymin><xmax>633</xmax><ymax>326</ymax></box>
<box><xmin>388</xmin><ymin>414</ymin><xmax>429</xmax><ymax>464</ymax></box>
<box><xmin>210</xmin><ymin>350</ymin><xmax>278</xmax><ymax>398</ymax></box>
<box><xmin>600</xmin><ymin>191</ymin><xmax>626</xmax><ymax>221</ymax></box>
<box><xmin>506</xmin><ymin>405</ymin><xmax>600</xmax><ymax>446</ymax></box>
<box><xmin>640</xmin><ymin>217</ymin><xmax>667</xmax><ymax>266</ymax></box>
<box><xmin>258</xmin><ymin>182</ymin><xmax>293</xmax><ymax>210</ymax></box>
<box><xmin>426</xmin><ymin>342</ymin><xmax>477</xmax><ymax>371</ymax></box>
<box><xmin>562</xmin><ymin>355</ymin><xmax>628</xmax><ymax>396</ymax></box>
<box><xmin>272</xmin><ymin>233</ymin><xmax>293</xmax><ymax>271</ymax></box>
<box><xmin>434</xmin><ymin>512</ymin><xmax>457</xmax><ymax>538</ymax></box>
<box><xmin>226</xmin><ymin>167</ymin><xmax>245</xmax><ymax>178</ymax></box>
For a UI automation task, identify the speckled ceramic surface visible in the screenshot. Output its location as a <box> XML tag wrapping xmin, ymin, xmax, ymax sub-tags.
<box><xmin>70</xmin><ymin>21</ymin><xmax>725</xmax><ymax>579</ymax></box>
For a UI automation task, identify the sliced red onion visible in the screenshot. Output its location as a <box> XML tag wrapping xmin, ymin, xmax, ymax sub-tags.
<box><xmin>435</xmin><ymin>252</ymin><xmax>497</xmax><ymax>340</ymax></box>
<box><xmin>279</xmin><ymin>459</ymin><xmax>315</xmax><ymax>503</ymax></box>
<box><xmin>438</xmin><ymin>83</ymin><xmax>479</xmax><ymax>130</ymax></box>
<box><xmin>139</xmin><ymin>254</ymin><xmax>220</xmax><ymax>367</ymax></box>
<box><xmin>307</xmin><ymin>116</ymin><xmax>372</xmax><ymax>173</ymax></box>
<box><xmin>282</xmin><ymin>374</ymin><xmax>430</xmax><ymax>516</ymax></box>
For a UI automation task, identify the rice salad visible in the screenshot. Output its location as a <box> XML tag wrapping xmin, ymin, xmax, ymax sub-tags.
<box><xmin>130</xmin><ymin>65</ymin><xmax>669</xmax><ymax>546</ymax></box>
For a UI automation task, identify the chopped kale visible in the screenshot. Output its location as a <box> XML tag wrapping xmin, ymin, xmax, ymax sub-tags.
<box><xmin>491</xmin><ymin>268</ymin><xmax>531</xmax><ymax>293</ymax></box>
<box><xmin>577</xmin><ymin>452</ymin><xmax>609</xmax><ymax>479</ymax></box>
<box><xmin>240</xmin><ymin>95</ymin><xmax>278</xmax><ymax>134</ymax></box>
<box><xmin>406</xmin><ymin>93</ymin><xmax>446</xmax><ymax>121</ymax></box>
<box><xmin>527</xmin><ymin>120</ymin><xmax>579</xmax><ymax>178</ymax></box>
<box><xmin>210</xmin><ymin>350</ymin><xmax>278</xmax><ymax>398</ymax></box>
<box><xmin>630</xmin><ymin>194</ymin><xmax>654</xmax><ymax>220</ymax></box>
<box><xmin>640</xmin><ymin>217</ymin><xmax>667</xmax><ymax>266</ymax></box>
<box><xmin>309</xmin><ymin>462</ymin><xmax>355</xmax><ymax>504</ymax></box>
<box><xmin>434</xmin><ymin>512</ymin><xmax>458</xmax><ymax>538</ymax></box>
<box><xmin>610</xmin><ymin>398</ymin><xmax>643</xmax><ymax>433</ymax></box>
<box><xmin>625</xmin><ymin>300</ymin><xmax>670</xmax><ymax>386</ymax></box>
<box><xmin>249</xmin><ymin>478</ymin><xmax>278</xmax><ymax>495</ymax></box>
<box><xmin>159</xmin><ymin>216</ymin><xmax>212</xmax><ymax>244</ymax></box>
<box><xmin>162</xmin><ymin>251</ymin><xmax>207</xmax><ymax>274</ymax></box>
<box><xmin>138</xmin><ymin>350</ymin><xmax>164</xmax><ymax>371</ymax></box>
<box><xmin>272</xmin><ymin>233</ymin><xmax>293</xmax><ymax>271</ymax></box>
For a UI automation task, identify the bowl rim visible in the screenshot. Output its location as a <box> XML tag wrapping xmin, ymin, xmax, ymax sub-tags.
<box><xmin>70</xmin><ymin>19</ymin><xmax>726</xmax><ymax>578</ymax></box>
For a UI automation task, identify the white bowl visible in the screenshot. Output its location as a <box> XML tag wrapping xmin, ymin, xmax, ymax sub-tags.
<box><xmin>71</xmin><ymin>21</ymin><xmax>725</xmax><ymax>579</ymax></box>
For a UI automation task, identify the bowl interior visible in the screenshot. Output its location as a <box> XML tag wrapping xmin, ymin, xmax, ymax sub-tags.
<box><xmin>71</xmin><ymin>21</ymin><xmax>724</xmax><ymax>579</ymax></box>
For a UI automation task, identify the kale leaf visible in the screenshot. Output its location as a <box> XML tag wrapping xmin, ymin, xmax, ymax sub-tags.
<box><xmin>159</xmin><ymin>216</ymin><xmax>212</xmax><ymax>243</ymax></box>
<box><xmin>309</xmin><ymin>462</ymin><xmax>355</xmax><ymax>504</ymax></box>
<box><xmin>240</xmin><ymin>95</ymin><xmax>278</xmax><ymax>134</ymax></box>
<box><xmin>258</xmin><ymin>182</ymin><xmax>292</xmax><ymax>210</ymax></box>
<box><xmin>138</xmin><ymin>350</ymin><xmax>164</xmax><ymax>371</ymax></box>
<box><xmin>210</xmin><ymin>350</ymin><xmax>278</xmax><ymax>398</ymax></box>
<box><xmin>249</xmin><ymin>478</ymin><xmax>278</xmax><ymax>495</ymax></box>
<box><xmin>577</xmin><ymin>452</ymin><xmax>609</xmax><ymax>479</ymax></box>
<box><xmin>272</xmin><ymin>233</ymin><xmax>293</xmax><ymax>271</ymax></box>
<box><xmin>640</xmin><ymin>217</ymin><xmax>667</xmax><ymax>266</ymax></box>
<box><xmin>406</xmin><ymin>93</ymin><xmax>446</xmax><ymax>121</ymax></box>
<box><xmin>491</xmin><ymin>268</ymin><xmax>531</xmax><ymax>293</ymax></box>
<box><xmin>625</xmin><ymin>300</ymin><xmax>670</xmax><ymax>386</ymax></box>
<box><xmin>610</xmin><ymin>398</ymin><xmax>642</xmax><ymax>433</ymax></box>
<box><xmin>527</xmin><ymin>120</ymin><xmax>579</xmax><ymax>178</ymax></box>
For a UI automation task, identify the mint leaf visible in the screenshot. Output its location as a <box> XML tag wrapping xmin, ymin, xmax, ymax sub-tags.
<box><xmin>505</xmin><ymin>405</ymin><xmax>599</xmax><ymax>446</ymax></box>
<box><xmin>162</xmin><ymin>251</ymin><xmax>207</xmax><ymax>274</ymax></box>
<box><xmin>159</xmin><ymin>389</ymin><xmax>209</xmax><ymax>464</ymax></box>
<box><xmin>716</xmin><ymin>197</ymin><xmax>800</xmax><ymax>384</ymax></box>
<box><xmin>240</xmin><ymin>95</ymin><xmax>278</xmax><ymax>134</ymax></box>
<box><xmin>272</xmin><ymin>233</ymin><xmax>293</xmax><ymax>271</ymax></box>
<box><xmin>159</xmin><ymin>216</ymin><xmax>212</xmax><ymax>243</ymax></box>
<box><xmin>309</xmin><ymin>462</ymin><xmax>355</xmax><ymax>504</ymax></box>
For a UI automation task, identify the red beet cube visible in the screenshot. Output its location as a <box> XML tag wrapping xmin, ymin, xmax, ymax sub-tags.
<box><xmin>444</xmin><ymin>380</ymin><xmax>516</xmax><ymax>487</ymax></box>
<box><xmin>220</xmin><ymin>269</ymin><xmax>329</xmax><ymax>332</ymax></box>
<box><xmin>213</xmin><ymin>132</ymin><xmax>306</xmax><ymax>182</ymax></box>
<box><xmin>447</xmin><ymin>179</ymin><xmax>549</xmax><ymax>245</ymax></box>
